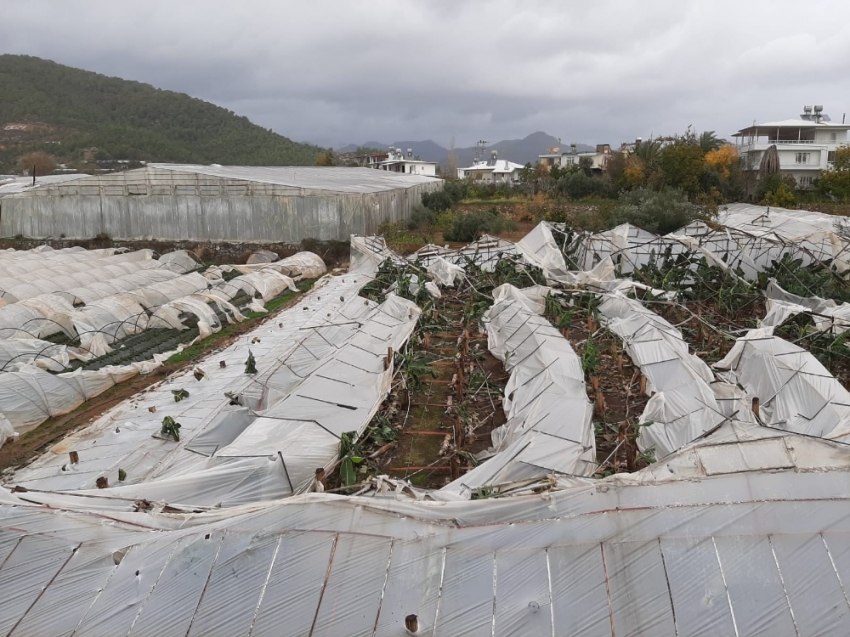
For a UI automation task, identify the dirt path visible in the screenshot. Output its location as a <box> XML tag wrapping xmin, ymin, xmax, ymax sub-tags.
<box><xmin>375</xmin><ymin>292</ymin><xmax>508</xmax><ymax>489</ymax></box>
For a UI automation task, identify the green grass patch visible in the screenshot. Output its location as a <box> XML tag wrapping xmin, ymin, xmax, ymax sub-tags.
<box><xmin>165</xmin><ymin>278</ymin><xmax>316</xmax><ymax>365</ymax></box>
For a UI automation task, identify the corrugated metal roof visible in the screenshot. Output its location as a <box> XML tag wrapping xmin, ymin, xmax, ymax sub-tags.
<box><xmin>148</xmin><ymin>164</ymin><xmax>442</xmax><ymax>193</ymax></box>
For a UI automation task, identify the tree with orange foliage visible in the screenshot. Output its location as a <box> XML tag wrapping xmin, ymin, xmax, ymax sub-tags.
<box><xmin>704</xmin><ymin>145</ymin><xmax>739</xmax><ymax>179</ymax></box>
<box><xmin>622</xmin><ymin>155</ymin><xmax>646</xmax><ymax>189</ymax></box>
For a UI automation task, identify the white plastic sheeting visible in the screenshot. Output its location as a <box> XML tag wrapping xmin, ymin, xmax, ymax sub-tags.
<box><xmin>598</xmin><ymin>292</ymin><xmax>727</xmax><ymax>458</ymax></box>
<box><xmin>715</xmin><ymin>328</ymin><xmax>850</xmax><ymax>441</ymax></box>
<box><xmin>70</xmin><ymin>296</ymin><xmax>149</xmax><ymax>355</ymax></box>
<box><xmin>425</xmin><ymin>256</ymin><xmax>464</xmax><ymax>287</ymax></box>
<box><xmin>4</xmin><ymin>244</ymin><xmax>414</xmax><ymax>506</ymax></box>
<box><xmin>540</xmin><ymin>204</ymin><xmax>850</xmax><ymax>284</ymax></box>
<box><xmin>6</xmin><ymin>423</ymin><xmax>850</xmax><ymax>636</ymax></box>
<box><xmin>156</xmin><ymin>249</ymin><xmax>198</xmax><ymax>273</ymax></box>
<box><xmin>0</xmin><ymin>364</ymin><xmax>145</xmax><ymax>436</ymax></box>
<box><xmin>444</xmin><ymin>284</ymin><xmax>595</xmax><ymax>496</ymax></box>
<box><xmin>350</xmin><ymin>235</ymin><xmax>404</xmax><ymax>275</ymax></box>
<box><xmin>0</xmin><ymin>337</ymin><xmax>73</xmax><ymax>372</ymax></box>
<box><xmin>205</xmin><ymin>251</ymin><xmax>327</xmax><ymax>281</ymax></box>
<box><xmin>13</xmin><ymin>293</ymin><xmax>420</xmax><ymax>507</ymax></box>
<box><xmin>515</xmin><ymin>220</ymin><xmax>571</xmax><ymax>278</ymax></box>
<box><xmin>0</xmin><ymin>248</ymin><xmax>329</xmax><ymax>446</ymax></box>
<box><xmin>762</xmin><ymin>279</ymin><xmax>850</xmax><ymax>333</ymax></box>
<box><xmin>0</xmin><ymin>250</ymin><xmax>164</xmax><ymax>303</ymax></box>
<box><xmin>407</xmin><ymin>234</ymin><xmax>520</xmax><ymax>271</ymax></box>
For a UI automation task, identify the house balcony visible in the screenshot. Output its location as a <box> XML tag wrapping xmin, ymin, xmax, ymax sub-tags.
<box><xmin>737</xmin><ymin>139</ymin><xmax>842</xmax><ymax>154</ymax></box>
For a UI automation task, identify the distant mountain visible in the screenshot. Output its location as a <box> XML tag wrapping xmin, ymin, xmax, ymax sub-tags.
<box><xmin>336</xmin><ymin>132</ymin><xmax>596</xmax><ymax>167</ymax></box>
<box><xmin>335</xmin><ymin>139</ymin><xmax>446</xmax><ymax>162</ymax></box>
<box><xmin>335</xmin><ymin>142</ymin><xmax>388</xmax><ymax>154</ymax></box>
<box><xmin>0</xmin><ymin>55</ymin><xmax>324</xmax><ymax>173</ymax></box>
<box><xmin>454</xmin><ymin>132</ymin><xmax>596</xmax><ymax>167</ymax></box>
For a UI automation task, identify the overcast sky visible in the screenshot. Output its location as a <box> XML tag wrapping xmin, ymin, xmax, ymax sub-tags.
<box><xmin>2</xmin><ymin>1</ymin><xmax>849</xmax><ymax>149</ymax></box>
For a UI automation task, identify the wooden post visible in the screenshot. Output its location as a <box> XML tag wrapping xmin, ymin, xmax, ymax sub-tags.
<box><xmin>752</xmin><ymin>397</ymin><xmax>760</xmax><ymax>419</ymax></box>
<box><xmin>591</xmin><ymin>376</ymin><xmax>604</xmax><ymax>414</ymax></box>
<box><xmin>96</xmin><ymin>476</ymin><xmax>108</xmax><ymax>489</ymax></box>
<box><xmin>455</xmin><ymin>416</ymin><xmax>465</xmax><ymax>448</ymax></box>
<box><xmin>384</xmin><ymin>347</ymin><xmax>394</xmax><ymax>371</ymax></box>
<box><xmin>405</xmin><ymin>614</ymin><xmax>419</xmax><ymax>633</ymax></box>
<box><xmin>639</xmin><ymin>374</ymin><xmax>647</xmax><ymax>396</ymax></box>
<box><xmin>69</xmin><ymin>451</ymin><xmax>79</xmax><ymax>465</ymax></box>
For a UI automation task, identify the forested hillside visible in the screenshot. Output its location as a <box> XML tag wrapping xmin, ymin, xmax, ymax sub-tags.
<box><xmin>0</xmin><ymin>55</ymin><xmax>323</xmax><ymax>172</ymax></box>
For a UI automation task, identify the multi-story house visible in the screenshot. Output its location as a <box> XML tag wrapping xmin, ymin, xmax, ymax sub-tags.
<box><xmin>376</xmin><ymin>148</ymin><xmax>438</xmax><ymax>176</ymax></box>
<box><xmin>733</xmin><ymin>105</ymin><xmax>849</xmax><ymax>189</ymax></box>
<box><xmin>538</xmin><ymin>144</ymin><xmax>612</xmax><ymax>172</ymax></box>
<box><xmin>457</xmin><ymin>151</ymin><xmax>524</xmax><ymax>184</ymax></box>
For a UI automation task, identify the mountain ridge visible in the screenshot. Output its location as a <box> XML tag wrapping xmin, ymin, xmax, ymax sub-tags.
<box><xmin>0</xmin><ymin>54</ymin><xmax>324</xmax><ymax>172</ymax></box>
<box><xmin>335</xmin><ymin>133</ymin><xmax>596</xmax><ymax>166</ymax></box>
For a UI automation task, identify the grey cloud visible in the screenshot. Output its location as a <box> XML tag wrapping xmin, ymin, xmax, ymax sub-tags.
<box><xmin>2</xmin><ymin>0</ymin><xmax>849</xmax><ymax>149</ymax></box>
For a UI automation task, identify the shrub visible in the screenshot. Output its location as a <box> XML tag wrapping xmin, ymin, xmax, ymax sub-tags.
<box><xmin>435</xmin><ymin>210</ymin><xmax>457</xmax><ymax>231</ymax></box>
<box><xmin>407</xmin><ymin>204</ymin><xmax>436</xmax><ymax>231</ymax></box>
<box><xmin>611</xmin><ymin>187</ymin><xmax>704</xmax><ymax>235</ymax></box>
<box><xmin>420</xmin><ymin>190</ymin><xmax>454</xmax><ymax>211</ymax></box>
<box><xmin>557</xmin><ymin>172</ymin><xmax>613</xmax><ymax>199</ymax></box>
<box><xmin>443</xmin><ymin>180</ymin><xmax>468</xmax><ymax>202</ymax></box>
<box><xmin>757</xmin><ymin>174</ymin><xmax>797</xmax><ymax>208</ymax></box>
<box><xmin>443</xmin><ymin>210</ymin><xmax>517</xmax><ymax>242</ymax></box>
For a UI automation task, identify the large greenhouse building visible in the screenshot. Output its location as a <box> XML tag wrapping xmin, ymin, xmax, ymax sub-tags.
<box><xmin>0</xmin><ymin>164</ymin><xmax>442</xmax><ymax>242</ymax></box>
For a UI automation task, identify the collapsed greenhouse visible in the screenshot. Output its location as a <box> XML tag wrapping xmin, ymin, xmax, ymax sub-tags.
<box><xmin>3</xmin><ymin>202</ymin><xmax>850</xmax><ymax>635</ymax></box>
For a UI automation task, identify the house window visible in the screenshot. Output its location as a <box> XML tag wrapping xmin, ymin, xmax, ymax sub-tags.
<box><xmin>829</xmin><ymin>151</ymin><xmax>836</xmax><ymax>163</ymax></box>
<box><xmin>831</xmin><ymin>133</ymin><xmax>837</xmax><ymax>141</ymax></box>
<box><xmin>563</xmin><ymin>156</ymin><xmax>575</xmax><ymax>165</ymax></box>
<box><xmin>799</xmin><ymin>175</ymin><xmax>814</xmax><ymax>188</ymax></box>
<box><xmin>795</xmin><ymin>152</ymin><xmax>811</xmax><ymax>164</ymax></box>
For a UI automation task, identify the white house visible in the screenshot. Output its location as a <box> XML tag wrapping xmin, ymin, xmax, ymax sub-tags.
<box><xmin>733</xmin><ymin>106</ymin><xmax>850</xmax><ymax>189</ymax></box>
<box><xmin>538</xmin><ymin>144</ymin><xmax>612</xmax><ymax>172</ymax></box>
<box><xmin>376</xmin><ymin>148</ymin><xmax>438</xmax><ymax>176</ymax></box>
<box><xmin>457</xmin><ymin>153</ymin><xmax>524</xmax><ymax>184</ymax></box>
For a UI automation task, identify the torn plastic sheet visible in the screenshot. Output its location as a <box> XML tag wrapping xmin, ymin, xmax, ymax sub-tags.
<box><xmin>515</xmin><ymin>220</ymin><xmax>571</xmax><ymax>278</ymax></box>
<box><xmin>225</xmin><ymin>270</ymin><xmax>297</xmax><ymax>302</ymax></box>
<box><xmin>598</xmin><ymin>292</ymin><xmax>727</xmax><ymax>458</ymax></box>
<box><xmin>0</xmin><ymin>337</ymin><xmax>73</xmax><ymax>371</ymax></box>
<box><xmin>149</xmin><ymin>295</ymin><xmax>226</xmax><ymax>337</ymax></box>
<box><xmin>762</xmin><ymin>279</ymin><xmax>850</xmax><ymax>333</ymax></box>
<box><xmin>205</xmin><ymin>251</ymin><xmax>327</xmax><ymax>281</ymax></box>
<box><xmin>443</xmin><ymin>284</ymin><xmax>595</xmax><ymax>496</ymax></box>
<box><xmin>156</xmin><ymin>249</ymin><xmax>198</xmax><ymax>273</ymax></box>
<box><xmin>541</xmin><ymin>204</ymin><xmax>850</xmax><ymax>284</ymax></box>
<box><xmin>715</xmin><ymin>328</ymin><xmax>850</xmax><ymax>440</ymax></box>
<box><xmin>70</xmin><ymin>296</ymin><xmax>149</xmax><ymax>355</ymax></box>
<box><xmin>425</xmin><ymin>256</ymin><xmax>464</xmax><ymax>287</ymax></box>
<box><xmin>350</xmin><ymin>235</ymin><xmax>404</xmax><ymax>275</ymax></box>
<box><xmin>7</xmin><ymin>423</ymin><xmax>850</xmax><ymax>635</ymax></box>
<box><xmin>406</xmin><ymin>234</ymin><xmax>519</xmax><ymax>271</ymax></box>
